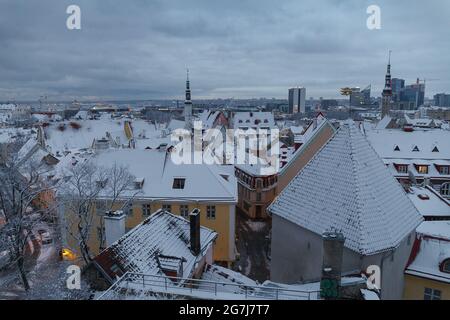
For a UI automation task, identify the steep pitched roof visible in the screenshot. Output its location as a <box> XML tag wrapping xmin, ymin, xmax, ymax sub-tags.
<box><xmin>269</xmin><ymin>121</ymin><xmax>423</xmax><ymax>255</ymax></box>
<box><xmin>93</xmin><ymin>210</ymin><xmax>217</xmax><ymax>282</ymax></box>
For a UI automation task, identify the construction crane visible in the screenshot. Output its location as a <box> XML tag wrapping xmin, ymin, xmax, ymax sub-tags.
<box><xmin>416</xmin><ymin>78</ymin><xmax>440</xmax><ymax>87</ymax></box>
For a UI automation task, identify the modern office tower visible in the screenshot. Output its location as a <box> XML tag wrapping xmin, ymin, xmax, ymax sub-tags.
<box><xmin>288</xmin><ymin>87</ymin><xmax>306</xmax><ymax>113</ymax></box>
<box><xmin>397</xmin><ymin>78</ymin><xmax>425</xmax><ymax>110</ymax></box>
<box><xmin>434</xmin><ymin>93</ymin><xmax>450</xmax><ymax>107</ymax></box>
<box><xmin>349</xmin><ymin>85</ymin><xmax>371</xmax><ymax>107</ymax></box>
<box><xmin>391</xmin><ymin>78</ymin><xmax>405</xmax><ymax>102</ymax></box>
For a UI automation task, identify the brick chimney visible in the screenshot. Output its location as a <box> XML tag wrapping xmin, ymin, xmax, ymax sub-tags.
<box><xmin>189</xmin><ymin>208</ymin><xmax>201</xmax><ymax>256</ymax></box>
<box><xmin>320</xmin><ymin>231</ymin><xmax>345</xmax><ymax>300</ymax></box>
<box><xmin>104</xmin><ymin>210</ymin><xmax>126</xmax><ymax>247</ymax></box>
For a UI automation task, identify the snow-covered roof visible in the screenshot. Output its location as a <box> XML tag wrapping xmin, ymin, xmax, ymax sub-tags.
<box><xmin>200</xmin><ymin>264</ymin><xmax>258</xmax><ymax>293</ymax></box>
<box><xmin>407</xmin><ymin>186</ymin><xmax>450</xmax><ymax>218</ymax></box>
<box><xmin>269</xmin><ymin>122</ymin><xmax>423</xmax><ymax>255</ymax></box>
<box><xmin>0</xmin><ymin>128</ymin><xmax>33</xmax><ymax>144</ymax></box>
<box><xmin>233</xmin><ymin>111</ymin><xmax>275</xmax><ymax>129</ymax></box>
<box><xmin>416</xmin><ymin>221</ymin><xmax>450</xmax><ymax>241</ymax></box>
<box><xmin>93</xmin><ymin>209</ymin><xmax>217</xmax><ymax>282</ymax></box>
<box><xmin>44</xmin><ymin>118</ymin><xmax>129</xmax><ymax>153</ymax></box>
<box><xmin>365</xmin><ymin>128</ymin><xmax>450</xmax><ymax>160</ymax></box>
<box><xmin>375</xmin><ymin>115</ymin><xmax>393</xmax><ymax>130</ymax></box>
<box><xmin>197</xmin><ymin>110</ymin><xmax>223</xmax><ymax>129</ymax></box>
<box><xmin>406</xmin><ymin>221</ymin><xmax>450</xmax><ymax>283</ymax></box>
<box><xmin>167</xmin><ymin>119</ymin><xmax>185</xmax><ymax>131</ymax></box>
<box><xmin>235</xmin><ymin>114</ymin><xmax>330</xmax><ymax>177</ymax></box>
<box><xmin>289</xmin><ymin>125</ymin><xmax>304</xmax><ymax>135</ymax></box>
<box><xmin>57</xmin><ymin>148</ymin><xmax>238</xmax><ymax>203</ymax></box>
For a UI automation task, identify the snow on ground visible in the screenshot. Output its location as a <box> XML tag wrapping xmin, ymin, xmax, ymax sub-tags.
<box><xmin>245</xmin><ymin>220</ymin><xmax>267</xmax><ymax>232</ymax></box>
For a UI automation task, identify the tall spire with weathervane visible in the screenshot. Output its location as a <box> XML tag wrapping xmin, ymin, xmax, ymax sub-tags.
<box><xmin>184</xmin><ymin>68</ymin><xmax>193</xmax><ymax>130</ymax></box>
<box><xmin>381</xmin><ymin>50</ymin><xmax>393</xmax><ymax>118</ymax></box>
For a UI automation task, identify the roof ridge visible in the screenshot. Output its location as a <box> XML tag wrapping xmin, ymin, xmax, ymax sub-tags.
<box><xmin>346</xmin><ymin>124</ymin><xmax>365</xmax><ymax>254</ymax></box>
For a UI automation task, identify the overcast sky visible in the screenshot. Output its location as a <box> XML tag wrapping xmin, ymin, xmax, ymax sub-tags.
<box><xmin>0</xmin><ymin>0</ymin><xmax>449</xmax><ymax>101</ymax></box>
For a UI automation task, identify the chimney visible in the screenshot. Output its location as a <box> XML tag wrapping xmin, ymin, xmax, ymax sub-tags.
<box><xmin>320</xmin><ymin>231</ymin><xmax>345</xmax><ymax>300</ymax></box>
<box><xmin>104</xmin><ymin>210</ymin><xmax>126</xmax><ymax>247</ymax></box>
<box><xmin>189</xmin><ymin>208</ymin><xmax>201</xmax><ymax>256</ymax></box>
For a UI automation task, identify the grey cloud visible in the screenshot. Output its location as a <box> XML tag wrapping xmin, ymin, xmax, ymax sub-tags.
<box><xmin>0</xmin><ymin>0</ymin><xmax>449</xmax><ymax>101</ymax></box>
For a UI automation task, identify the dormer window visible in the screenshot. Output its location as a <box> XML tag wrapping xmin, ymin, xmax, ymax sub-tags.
<box><xmin>395</xmin><ymin>164</ymin><xmax>408</xmax><ymax>174</ymax></box>
<box><xmin>134</xmin><ymin>178</ymin><xmax>144</xmax><ymax>189</ymax></box>
<box><xmin>440</xmin><ymin>258</ymin><xmax>450</xmax><ymax>274</ymax></box>
<box><xmin>96</xmin><ymin>178</ymin><xmax>108</xmax><ymax>189</ymax></box>
<box><xmin>172</xmin><ymin>178</ymin><xmax>186</xmax><ymax>189</ymax></box>
<box><xmin>157</xmin><ymin>255</ymin><xmax>185</xmax><ymax>283</ymax></box>
<box><xmin>415</xmin><ymin>165</ymin><xmax>429</xmax><ymax>174</ymax></box>
<box><xmin>394</xmin><ymin>145</ymin><xmax>400</xmax><ymax>152</ymax></box>
<box><xmin>432</xmin><ymin>146</ymin><xmax>439</xmax><ymax>153</ymax></box>
<box><xmin>412</xmin><ymin>146</ymin><xmax>420</xmax><ymax>152</ymax></box>
<box><xmin>437</xmin><ymin>166</ymin><xmax>449</xmax><ymax>175</ymax></box>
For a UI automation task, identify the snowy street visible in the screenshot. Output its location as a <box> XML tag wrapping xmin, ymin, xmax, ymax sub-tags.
<box><xmin>234</xmin><ymin>209</ymin><xmax>271</xmax><ymax>282</ymax></box>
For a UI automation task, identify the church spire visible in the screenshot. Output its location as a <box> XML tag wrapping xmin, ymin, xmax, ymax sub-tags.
<box><xmin>184</xmin><ymin>68</ymin><xmax>193</xmax><ymax>130</ymax></box>
<box><xmin>381</xmin><ymin>50</ymin><xmax>393</xmax><ymax>118</ymax></box>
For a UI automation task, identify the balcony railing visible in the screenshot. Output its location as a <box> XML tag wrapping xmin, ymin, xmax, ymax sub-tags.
<box><xmin>97</xmin><ymin>272</ymin><xmax>320</xmax><ymax>300</ymax></box>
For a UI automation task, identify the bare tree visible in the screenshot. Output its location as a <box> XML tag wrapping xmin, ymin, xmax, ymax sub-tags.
<box><xmin>61</xmin><ymin>160</ymin><xmax>108</xmax><ymax>264</ymax></box>
<box><xmin>62</xmin><ymin>160</ymin><xmax>136</xmax><ymax>263</ymax></box>
<box><xmin>97</xmin><ymin>162</ymin><xmax>135</xmax><ymax>250</ymax></box>
<box><xmin>0</xmin><ymin>152</ymin><xmax>57</xmax><ymax>291</ymax></box>
<box><xmin>106</xmin><ymin>162</ymin><xmax>136</xmax><ymax>211</ymax></box>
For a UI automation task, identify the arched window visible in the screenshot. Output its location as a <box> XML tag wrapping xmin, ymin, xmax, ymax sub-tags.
<box><xmin>441</xmin><ymin>183</ymin><xmax>450</xmax><ymax>197</ymax></box>
<box><xmin>441</xmin><ymin>258</ymin><xmax>450</xmax><ymax>273</ymax></box>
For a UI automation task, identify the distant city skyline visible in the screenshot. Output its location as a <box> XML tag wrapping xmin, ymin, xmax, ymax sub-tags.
<box><xmin>0</xmin><ymin>0</ymin><xmax>449</xmax><ymax>101</ymax></box>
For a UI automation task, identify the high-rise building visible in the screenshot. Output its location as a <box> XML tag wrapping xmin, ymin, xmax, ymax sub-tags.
<box><xmin>391</xmin><ymin>78</ymin><xmax>405</xmax><ymax>102</ymax></box>
<box><xmin>288</xmin><ymin>87</ymin><xmax>306</xmax><ymax>114</ymax></box>
<box><xmin>399</xmin><ymin>78</ymin><xmax>425</xmax><ymax>109</ymax></box>
<box><xmin>350</xmin><ymin>85</ymin><xmax>371</xmax><ymax>107</ymax></box>
<box><xmin>434</xmin><ymin>93</ymin><xmax>450</xmax><ymax>107</ymax></box>
<box><xmin>381</xmin><ymin>51</ymin><xmax>393</xmax><ymax>118</ymax></box>
<box><xmin>184</xmin><ymin>69</ymin><xmax>193</xmax><ymax>130</ymax></box>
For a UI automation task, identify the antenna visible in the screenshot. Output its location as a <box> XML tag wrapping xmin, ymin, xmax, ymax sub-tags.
<box><xmin>388</xmin><ymin>50</ymin><xmax>392</xmax><ymax>65</ymax></box>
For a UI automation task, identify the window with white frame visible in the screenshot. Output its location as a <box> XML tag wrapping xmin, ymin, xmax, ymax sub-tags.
<box><xmin>424</xmin><ymin>288</ymin><xmax>441</xmax><ymax>300</ymax></box>
<box><xmin>180</xmin><ymin>205</ymin><xmax>189</xmax><ymax>218</ymax></box>
<box><xmin>441</xmin><ymin>183</ymin><xmax>450</xmax><ymax>197</ymax></box>
<box><xmin>438</xmin><ymin>166</ymin><xmax>449</xmax><ymax>175</ymax></box>
<box><xmin>162</xmin><ymin>204</ymin><xmax>172</xmax><ymax>212</ymax></box>
<box><xmin>142</xmin><ymin>203</ymin><xmax>152</xmax><ymax>216</ymax></box>
<box><xmin>206</xmin><ymin>205</ymin><xmax>216</xmax><ymax>220</ymax></box>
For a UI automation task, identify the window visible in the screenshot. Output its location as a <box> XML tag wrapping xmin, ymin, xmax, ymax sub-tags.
<box><xmin>394</xmin><ymin>145</ymin><xmax>400</xmax><ymax>151</ymax></box>
<box><xmin>142</xmin><ymin>204</ymin><xmax>152</xmax><ymax>216</ymax></box>
<box><xmin>180</xmin><ymin>205</ymin><xmax>189</xmax><ymax>218</ymax></box>
<box><xmin>96</xmin><ymin>200</ymin><xmax>107</xmax><ymax>213</ymax></box>
<box><xmin>424</xmin><ymin>288</ymin><xmax>441</xmax><ymax>300</ymax></box>
<box><xmin>441</xmin><ymin>183</ymin><xmax>450</xmax><ymax>197</ymax></box>
<box><xmin>396</xmin><ymin>164</ymin><xmax>408</xmax><ymax>174</ymax></box>
<box><xmin>206</xmin><ymin>205</ymin><xmax>216</xmax><ymax>220</ymax></box>
<box><xmin>173</xmin><ymin>178</ymin><xmax>186</xmax><ymax>189</ymax></box>
<box><xmin>438</xmin><ymin>166</ymin><xmax>449</xmax><ymax>175</ymax></box>
<box><xmin>417</xmin><ymin>165</ymin><xmax>428</xmax><ymax>174</ymax></box>
<box><xmin>162</xmin><ymin>204</ymin><xmax>172</xmax><ymax>213</ymax></box>
<box><xmin>412</xmin><ymin>146</ymin><xmax>420</xmax><ymax>152</ymax></box>
<box><xmin>432</xmin><ymin>146</ymin><xmax>439</xmax><ymax>152</ymax></box>
<box><xmin>441</xmin><ymin>259</ymin><xmax>450</xmax><ymax>273</ymax></box>
<box><xmin>256</xmin><ymin>192</ymin><xmax>262</xmax><ymax>202</ymax></box>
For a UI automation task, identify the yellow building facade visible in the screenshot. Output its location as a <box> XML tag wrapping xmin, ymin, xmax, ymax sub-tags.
<box><xmin>403</xmin><ymin>274</ymin><xmax>450</xmax><ymax>300</ymax></box>
<box><xmin>63</xmin><ymin>199</ymin><xmax>236</xmax><ymax>267</ymax></box>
